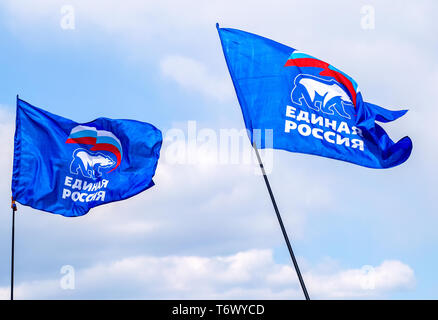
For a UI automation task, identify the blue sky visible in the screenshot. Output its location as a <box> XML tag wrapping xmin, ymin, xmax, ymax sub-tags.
<box><xmin>0</xmin><ymin>0</ymin><xmax>437</xmax><ymax>299</ymax></box>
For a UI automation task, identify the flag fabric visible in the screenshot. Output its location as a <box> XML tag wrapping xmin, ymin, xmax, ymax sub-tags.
<box><xmin>12</xmin><ymin>98</ymin><xmax>162</xmax><ymax>217</ymax></box>
<box><xmin>217</xmin><ymin>24</ymin><xmax>412</xmax><ymax>168</ymax></box>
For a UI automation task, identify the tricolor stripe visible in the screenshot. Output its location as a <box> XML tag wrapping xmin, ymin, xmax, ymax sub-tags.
<box><xmin>66</xmin><ymin>125</ymin><xmax>123</xmax><ymax>171</ymax></box>
<box><xmin>285</xmin><ymin>50</ymin><xmax>360</xmax><ymax>107</ymax></box>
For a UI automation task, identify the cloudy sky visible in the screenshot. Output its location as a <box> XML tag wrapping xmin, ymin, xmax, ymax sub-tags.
<box><xmin>0</xmin><ymin>0</ymin><xmax>436</xmax><ymax>299</ymax></box>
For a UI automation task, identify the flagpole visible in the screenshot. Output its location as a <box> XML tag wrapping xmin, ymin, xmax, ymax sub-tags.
<box><xmin>10</xmin><ymin>198</ymin><xmax>17</xmax><ymax>301</ymax></box>
<box><xmin>252</xmin><ymin>144</ymin><xmax>310</xmax><ymax>300</ymax></box>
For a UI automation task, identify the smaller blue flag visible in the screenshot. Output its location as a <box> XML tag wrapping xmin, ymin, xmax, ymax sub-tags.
<box><xmin>12</xmin><ymin>98</ymin><xmax>162</xmax><ymax>217</ymax></box>
<box><xmin>217</xmin><ymin>25</ymin><xmax>412</xmax><ymax>168</ymax></box>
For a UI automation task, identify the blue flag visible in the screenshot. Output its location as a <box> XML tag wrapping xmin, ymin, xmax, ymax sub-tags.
<box><xmin>12</xmin><ymin>98</ymin><xmax>162</xmax><ymax>217</ymax></box>
<box><xmin>217</xmin><ymin>25</ymin><xmax>412</xmax><ymax>168</ymax></box>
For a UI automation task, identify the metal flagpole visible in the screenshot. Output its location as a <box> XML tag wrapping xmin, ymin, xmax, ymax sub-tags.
<box><xmin>10</xmin><ymin>197</ymin><xmax>17</xmax><ymax>300</ymax></box>
<box><xmin>252</xmin><ymin>144</ymin><xmax>310</xmax><ymax>300</ymax></box>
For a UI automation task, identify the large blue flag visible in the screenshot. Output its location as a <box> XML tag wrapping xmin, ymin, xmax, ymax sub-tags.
<box><xmin>12</xmin><ymin>98</ymin><xmax>162</xmax><ymax>217</ymax></box>
<box><xmin>217</xmin><ymin>25</ymin><xmax>412</xmax><ymax>168</ymax></box>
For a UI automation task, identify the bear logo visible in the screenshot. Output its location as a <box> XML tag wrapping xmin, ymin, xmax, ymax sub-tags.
<box><xmin>291</xmin><ymin>74</ymin><xmax>353</xmax><ymax>119</ymax></box>
<box><xmin>70</xmin><ymin>149</ymin><xmax>116</xmax><ymax>180</ymax></box>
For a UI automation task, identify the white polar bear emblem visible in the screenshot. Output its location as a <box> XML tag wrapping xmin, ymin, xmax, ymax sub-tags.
<box><xmin>291</xmin><ymin>75</ymin><xmax>353</xmax><ymax>119</ymax></box>
<box><xmin>70</xmin><ymin>149</ymin><xmax>115</xmax><ymax>179</ymax></box>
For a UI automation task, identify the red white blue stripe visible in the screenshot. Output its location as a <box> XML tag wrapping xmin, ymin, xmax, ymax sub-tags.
<box><xmin>66</xmin><ymin>125</ymin><xmax>123</xmax><ymax>172</ymax></box>
<box><xmin>285</xmin><ymin>50</ymin><xmax>360</xmax><ymax>107</ymax></box>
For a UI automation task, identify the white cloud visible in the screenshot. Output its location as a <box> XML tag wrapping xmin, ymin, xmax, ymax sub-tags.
<box><xmin>0</xmin><ymin>249</ymin><xmax>414</xmax><ymax>299</ymax></box>
<box><xmin>304</xmin><ymin>260</ymin><xmax>415</xmax><ymax>299</ymax></box>
<box><xmin>160</xmin><ymin>55</ymin><xmax>233</xmax><ymax>101</ymax></box>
